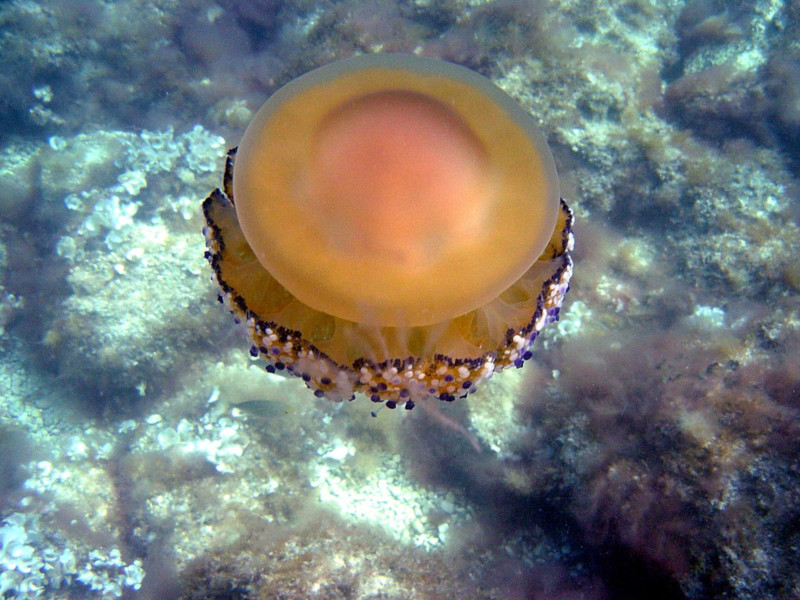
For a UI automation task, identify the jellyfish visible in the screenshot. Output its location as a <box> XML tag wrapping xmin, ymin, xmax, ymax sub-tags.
<box><xmin>202</xmin><ymin>54</ymin><xmax>574</xmax><ymax>409</ymax></box>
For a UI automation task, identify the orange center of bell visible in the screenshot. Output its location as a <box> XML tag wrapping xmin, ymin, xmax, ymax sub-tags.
<box><xmin>299</xmin><ymin>91</ymin><xmax>493</xmax><ymax>269</ymax></box>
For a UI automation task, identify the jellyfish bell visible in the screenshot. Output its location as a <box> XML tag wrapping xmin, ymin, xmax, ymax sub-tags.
<box><xmin>202</xmin><ymin>53</ymin><xmax>574</xmax><ymax>409</ymax></box>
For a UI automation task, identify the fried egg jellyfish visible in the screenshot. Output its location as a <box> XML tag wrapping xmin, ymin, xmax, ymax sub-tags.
<box><xmin>202</xmin><ymin>54</ymin><xmax>574</xmax><ymax>409</ymax></box>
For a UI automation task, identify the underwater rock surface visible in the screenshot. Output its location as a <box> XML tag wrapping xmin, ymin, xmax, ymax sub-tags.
<box><xmin>1</xmin><ymin>0</ymin><xmax>799</xmax><ymax>599</ymax></box>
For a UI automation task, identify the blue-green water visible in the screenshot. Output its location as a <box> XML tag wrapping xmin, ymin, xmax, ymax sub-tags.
<box><xmin>1</xmin><ymin>1</ymin><xmax>799</xmax><ymax>599</ymax></box>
